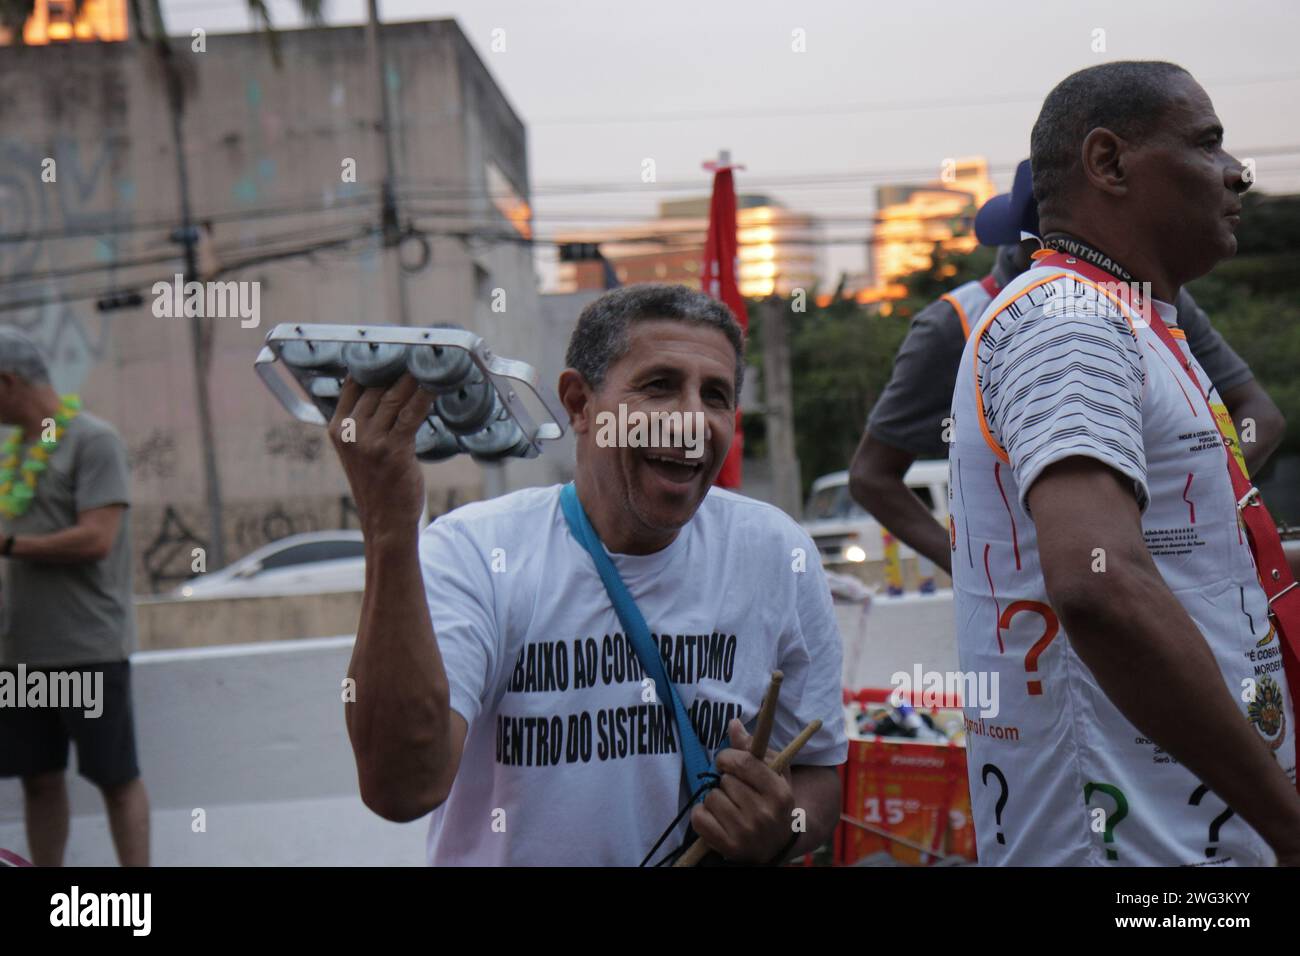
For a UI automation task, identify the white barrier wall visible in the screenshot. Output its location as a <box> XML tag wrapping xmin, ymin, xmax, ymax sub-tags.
<box><xmin>0</xmin><ymin>637</ymin><xmax>426</xmax><ymax>866</ymax></box>
<box><xmin>0</xmin><ymin>590</ymin><xmax>961</xmax><ymax>866</ymax></box>
<box><xmin>839</xmin><ymin>590</ymin><xmax>959</xmax><ymax>691</ymax></box>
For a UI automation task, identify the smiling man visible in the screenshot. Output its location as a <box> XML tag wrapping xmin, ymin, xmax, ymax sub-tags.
<box><xmin>330</xmin><ymin>283</ymin><xmax>846</xmax><ymax>865</ymax></box>
<box><xmin>949</xmin><ymin>62</ymin><xmax>1300</xmax><ymax>865</ymax></box>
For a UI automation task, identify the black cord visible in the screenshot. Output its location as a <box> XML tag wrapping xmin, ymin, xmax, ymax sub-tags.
<box><xmin>639</xmin><ymin>771</ymin><xmax>721</xmax><ymax>868</ymax></box>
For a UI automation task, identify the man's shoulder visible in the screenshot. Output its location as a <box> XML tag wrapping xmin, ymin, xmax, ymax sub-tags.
<box><xmin>67</xmin><ymin>413</ymin><xmax>127</xmax><ymax>463</ymax></box>
<box><xmin>907</xmin><ymin>293</ymin><xmax>965</xmax><ymax>338</ymax></box>
<box><xmin>977</xmin><ymin>263</ymin><xmax>1133</xmax><ymax>342</ymax></box>
<box><xmin>696</xmin><ymin>487</ymin><xmax>811</xmax><ymax>545</ymax></box>
<box><xmin>431</xmin><ymin>485</ymin><xmax>562</xmax><ymax>538</ymax></box>
<box><xmin>70</xmin><ymin>412</ymin><xmax>122</xmax><ymax>444</ymax></box>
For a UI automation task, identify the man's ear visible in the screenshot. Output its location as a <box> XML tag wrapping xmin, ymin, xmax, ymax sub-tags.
<box><xmin>1080</xmin><ymin>127</ymin><xmax>1129</xmax><ymax>197</ymax></box>
<box><xmin>558</xmin><ymin>369</ymin><xmax>594</xmax><ymax>436</ymax></box>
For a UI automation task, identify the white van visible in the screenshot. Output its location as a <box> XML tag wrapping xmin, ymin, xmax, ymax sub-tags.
<box><xmin>800</xmin><ymin>461</ymin><xmax>950</xmax><ymax>568</ymax></box>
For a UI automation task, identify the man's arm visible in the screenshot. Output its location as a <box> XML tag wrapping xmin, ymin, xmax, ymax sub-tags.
<box><xmin>330</xmin><ymin>374</ymin><xmax>467</xmax><ymax>822</ymax></box>
<box><xmin>1028</xmin><ymin>457</ymin><xmax>1300</xmax><ymax>864</ymax></box>
<box><xmin>1177</xmin><ymin>290</ymin><xmax>1285</xmax><ymax>474</ymax></box>
<box><xmin>848</xmin><ymin>433</ymin><xmax>951</xmax><ymax>574</ymax></box>
<box><xmin>850</xmin><ymin>297</ymin><xmax>963</xmax><ymax>574</ymax></box>
<box><xmin>787</xmin><ymin>764</ymin><xmax>842</xmax><ymax>858</ymax></box>
<box><xmin>692</xmin><ymin>532</ymin><xmax>848</xmax><ymax>864</ymax></box>
<box><xmin>9</xmin><ymin>504</ymin><xmax>123</xmax><ymax>563</ymax></box>
<box><xmin>1220</xmin><ymin>378</ymin><xmax>1285</xmax><ymax>476</ymax></box>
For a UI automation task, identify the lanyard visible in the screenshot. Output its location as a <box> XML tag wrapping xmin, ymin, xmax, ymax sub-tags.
<box><xmin>1038</xmin><ymin>250</ymin><xmax>1300</xmax><ymax>792</ymax></box>
<box><xmin>558</xmin><ymin>482</ymin><xmax>716</xmax><ymax>805</ymax></box>
<box><xmin>1041</xmin><ymin>232</ymin><xmax>1136</xmax><ymax>282</ymax></box>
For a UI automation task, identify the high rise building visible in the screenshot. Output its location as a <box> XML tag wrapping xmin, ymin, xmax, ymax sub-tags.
<box><xmin>858</xmin><ymin>156</ymin><xmax>996</xmax><ymax>303</ymax></box>
<box><xmin>0</xmin><ymin>0</ymin><xmax>128</xmax><ymax>45</ymax></box>
<box><xmin>553</xmin><ymin>195</ymin><xmax>825</xmax><ymax>298</ymax></box>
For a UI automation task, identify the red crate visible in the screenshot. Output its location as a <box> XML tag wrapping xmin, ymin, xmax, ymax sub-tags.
<box><xmin>839</xmin><ymin>722</ymin><xmax>976</xmax><ymax>866</ymax></box>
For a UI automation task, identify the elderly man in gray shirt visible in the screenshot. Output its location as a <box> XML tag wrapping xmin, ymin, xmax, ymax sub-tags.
<box><xmin>0</xmin><ymin>328</ymin><xmax>148</xmax><ymax>867</ymax></box>
<box><xmin>848</xmin><ymin>163</ymin><xmax>1285</xmax><ymax>576</ymax></box>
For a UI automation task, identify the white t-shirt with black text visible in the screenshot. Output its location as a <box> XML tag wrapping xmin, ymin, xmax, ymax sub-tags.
<box><xmin>418</xmin><ymin>484</ymin><xmax>849</xmax><ymax>866</ymax></box>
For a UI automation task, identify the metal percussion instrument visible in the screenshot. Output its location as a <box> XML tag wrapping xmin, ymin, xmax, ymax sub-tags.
<box><xmin>255</xmin><ymin>324</ymin><xmax>565</xmax><ymax>463</ymax></box>
<box><xmin>342</xmin><ymin>341</ymin><xmax>410</xmax><ymax>388</ymax></box>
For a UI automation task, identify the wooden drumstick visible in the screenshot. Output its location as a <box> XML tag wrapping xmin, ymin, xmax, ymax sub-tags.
<box><xmin>670</xmin><ymin>671</ymin><xmax>781</xmax><ymax>868</ymax></box>
<box><xmin>673</xmin><ymin>716</ymin><xmax>823</xmax><ymax>867</ymax></box>
<box><xmin>766</xmin><ymin>718</ymin><xmax>821</xmax><ymax>774</ymax></box>
<box><xmin>749</xmin><ymin>671</ymin><xmax>783</xmax><ymax>759</ymax></box>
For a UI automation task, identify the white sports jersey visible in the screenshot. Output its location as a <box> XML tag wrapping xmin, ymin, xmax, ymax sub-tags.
<box><xmin>948</xmin><ymin>258</ymin><xmax>1295</xmax><ymax>866</ymax></box>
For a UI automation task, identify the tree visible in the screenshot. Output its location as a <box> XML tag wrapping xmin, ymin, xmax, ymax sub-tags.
<box><xmin>769</xmin><ymin>193</ymin><xmax>1300</xmax><ymax>510</ymax></box>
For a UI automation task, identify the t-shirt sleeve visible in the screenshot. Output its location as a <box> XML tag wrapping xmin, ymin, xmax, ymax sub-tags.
<box><xmin>865</xmin><ymin>299</ymin><xmax>965</xmax><ymax>458</ymax></box>
<box><xmin>419</xmin><ymin>517</ymin><xmax>501</xmax><ymax>727</ymax></box>
<box><xmin>773</xmin><ymin>529</ymin><xmax>849</xmax><ymax>767</ymax></box>
<box><xmin>74</xmin><ymin>430</ymin><xmax>131</xmax><ymax>513</ymax></box>
<box><xmin>1176</xmin><ymin>289</ymin><xmax>1253</xmax><ymax>395</ymax></box>
<box><xmin>980</xmin><ymin>285</ymin><xmax>1150</xmax><ymax>516</ymax></box>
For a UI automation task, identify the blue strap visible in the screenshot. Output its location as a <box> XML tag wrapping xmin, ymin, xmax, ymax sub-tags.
<box><xmin>559</xmin><ymin>482</ymin><xmax>715</xmax><ymax>803</ymax></box>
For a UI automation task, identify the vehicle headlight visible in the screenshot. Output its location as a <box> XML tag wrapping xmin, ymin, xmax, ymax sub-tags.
<box><xmin>844</xmin><ymin>545</ymin><xmax>867</xmax><ymax>563</ymax></box>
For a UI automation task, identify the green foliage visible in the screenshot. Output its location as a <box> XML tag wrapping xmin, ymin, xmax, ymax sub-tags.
<box><xmin>1188</xmin><ymin>274</ymin><xmax>1300</xmax><ymax>459</ymax></box>
<box><xmin>745</xmin><ymin>295</ymin><xmax>908</xmax><ymax>497</ymax></box>
<box><xmin>1187</xmin><ymin>191</ymin><xmax>1300</xmax><ymax>459</ymax></box>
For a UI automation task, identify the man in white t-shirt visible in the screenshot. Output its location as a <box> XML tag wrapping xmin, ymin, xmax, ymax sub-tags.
<box><xmin>328</xmin><ymin>283</ymin><xmax>847</xmax><ymax>865</ymax></box>
<box><xmin>949</xmin><ymin>60</ymin><xmax>1300</xmax><ymax>865</ymax></box>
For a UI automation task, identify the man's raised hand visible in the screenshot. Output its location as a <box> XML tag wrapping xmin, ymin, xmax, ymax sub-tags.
<box><xmin>328</xmin><ymin>374</ymin><xmax>434</xmax><ymax>541</ymax></box>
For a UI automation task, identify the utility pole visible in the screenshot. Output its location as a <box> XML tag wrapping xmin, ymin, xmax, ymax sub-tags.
<box><xmin>148</xmin><ymin>0</ymin><xmax>227</xmax><ymax>569</ymax></box>
<box><xmin>762</xmin><ymin>295</ymin><xmax>801</xmax><ymax>519</ymax></box>
<box><xmin>364</xmin><ymin>0</ymin><xmax>410</xmax><ymax>326</ymax></box>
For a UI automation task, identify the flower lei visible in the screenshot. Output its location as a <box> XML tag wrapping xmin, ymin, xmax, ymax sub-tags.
<box><xmin>0</xmin><ymin>395</ymin><xmax>81</xmax><ymax>519</ymax></box>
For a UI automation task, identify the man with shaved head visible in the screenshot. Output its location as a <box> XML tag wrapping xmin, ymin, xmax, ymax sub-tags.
<box><xmin>949</xmin><ymin>62</ymin><xmax>1300</xmax><ymax>865</ymax></box>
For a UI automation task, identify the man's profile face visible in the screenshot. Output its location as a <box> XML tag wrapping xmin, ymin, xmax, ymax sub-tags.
<box><xmin>583</xmin><ymin>318</ymin><xmax>736</xmax><ymax>541</ymax></box>
<box><xmin>1126</xmin><ymin>73</ymin><xmax>1246</xmax><ymax>276</ymax></box>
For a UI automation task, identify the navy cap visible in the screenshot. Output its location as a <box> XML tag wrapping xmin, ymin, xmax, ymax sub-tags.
<box><xmin>975</xmin><ymin>159</ymin><xmax>1040</xmax><ymax>246</ymax></box>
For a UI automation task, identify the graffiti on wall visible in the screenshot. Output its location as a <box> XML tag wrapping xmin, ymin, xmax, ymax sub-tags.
<box><xmin>138</xmin><ymin>487</ymin><xmax>469</xmax><ymax>594</ymax></box>
<box><xmin>128</xmin><ymin>428</ymin><xmax>178</xmax><ymax>481</ymax></box>
<box><xmin>263</xmin><ymin>422</ymin><xmax>323</xmax><ymax>463</ymax></box>
<box><xmin>141</xmin><ymin>505</ymin><xmax>208</xmax><ymax>594</ymax></box>
<box><xmin>0</xmin><ymin>136</ymin><xmax>133</xmax><ymax>393</ymax></box>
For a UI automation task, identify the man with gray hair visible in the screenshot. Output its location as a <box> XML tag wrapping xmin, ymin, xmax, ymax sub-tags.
<box><xmin>329</xmin><ymin>283</ymin><xmax>847</xmax><ymax>865</ymax></box>
<box><xmin>0</xmin><ymin>327</ymin><xmax>148</xmax><ymax>866</ymax></box>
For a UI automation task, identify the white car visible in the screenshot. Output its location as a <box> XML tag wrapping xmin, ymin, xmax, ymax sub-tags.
<box><xmin>801</xmin><ymin>462</ymin><xmax>949</xmax><ymax>567</ymax></box>
<box><xmin>173</xmin><ymin>531</ymin><xmax>366</xmax><ymax>599</ymax></box>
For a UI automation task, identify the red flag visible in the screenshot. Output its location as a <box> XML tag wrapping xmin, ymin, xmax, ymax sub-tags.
<box><xmin>700</xmin><ymin>160</ymin><xmax>748</xmax><ymax>488</ymax></box>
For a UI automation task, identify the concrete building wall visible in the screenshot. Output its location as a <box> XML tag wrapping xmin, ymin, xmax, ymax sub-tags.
<box><xmin>0</xmin><ymin>21</ymin><xmax>567</xmax><ymax>596</ymax></box>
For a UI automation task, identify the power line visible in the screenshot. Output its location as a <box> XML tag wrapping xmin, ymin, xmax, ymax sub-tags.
<box><xmin>0</xmin><ymin>214</ymin><xmax>378</xmax><ymax>290</ymax></box>
<box><xmin>529</xmin><ymin>72</ymin><xmax>1300</xmax><ymax>126</ymax></box>
<box><xmin>0</xmin><ymin>224</ymin><xmax>382</xmax><ymax>314</ymax></box>
<box><xmin>7</xmin><ymin>145</ymin><xmax>1299</xmax><ymax>249</ymax></box>
<box><xmin>0</xmin><ymin>188</ymin><xmax>384</xmax><ymax>246</ymax></box>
